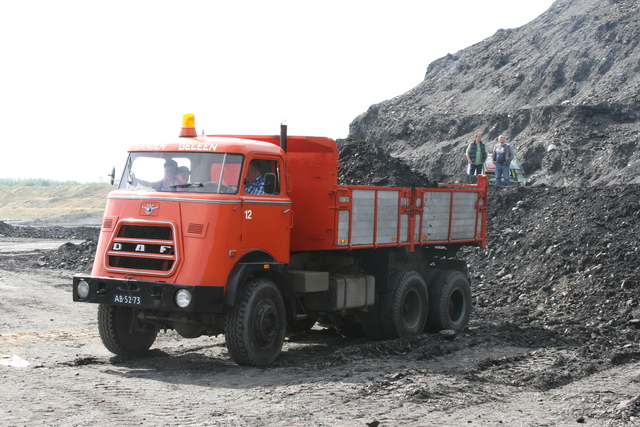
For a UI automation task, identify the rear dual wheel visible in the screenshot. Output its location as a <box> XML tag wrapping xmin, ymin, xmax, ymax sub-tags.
<box><xmin>381</xmin><ymin>270</ymin><xmax>429</xmax><ymax>338</ymax></box>
<box><xmin>362</xmin><ymin>270</ymin><xmax>429</xmax><ymax>340</ymax></box>
<box><xmin>426</xmin><ymin>270</ymin><xmax>472</xmax><ymax>332</ymax></box>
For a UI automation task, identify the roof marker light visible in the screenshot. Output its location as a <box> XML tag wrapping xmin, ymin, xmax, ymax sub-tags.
<box><xmin>179</xmin><ymin>113</ymin><xmax>197</xmax><ymax>137</ymax></box>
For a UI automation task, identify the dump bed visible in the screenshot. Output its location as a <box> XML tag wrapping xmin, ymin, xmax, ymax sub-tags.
<box><xmin>290</xmin><ymin>176</ymin><xmax>488</xmax><ymax>252</ymax></box>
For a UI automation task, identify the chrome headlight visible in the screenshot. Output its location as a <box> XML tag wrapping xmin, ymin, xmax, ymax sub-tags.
<box><xmin>77</xmin><ymin>280</ymin><xmax>90</xmax><ymax>299</ymax></box>
<box><xmin>175</xmin><ymin>289</ymin><xmax>192</xmax><ymax>308</ymax></box>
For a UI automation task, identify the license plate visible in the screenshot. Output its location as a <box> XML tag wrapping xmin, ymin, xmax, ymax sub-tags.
<box><xmin>113</xmin><ymin>294</ymin><xmax>142</xmax><ymax>306</ymax></box>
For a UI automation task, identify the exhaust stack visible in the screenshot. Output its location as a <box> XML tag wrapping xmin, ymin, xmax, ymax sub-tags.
<box><xmin>280</xmin><ymin>121</ymin><xmax>287</xmax><ymax>152</ymax></box>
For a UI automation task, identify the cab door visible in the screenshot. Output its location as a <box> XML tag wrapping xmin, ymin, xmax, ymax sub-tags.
<box><xmin>240</xmin><ymin>158</ymin><xmax>292</xmax><ymax>262</ymax></box>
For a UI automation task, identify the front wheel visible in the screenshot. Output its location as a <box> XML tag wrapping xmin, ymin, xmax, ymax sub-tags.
<box><xmin>426</xmin><ymin>270</ymin><xmax>472</xmax><ymax>332</ymax></box>
<box><xmin>97</xmin><ymin>304</ymin><xmax>158</xmax><ymax>355</ymax></box>
<box><xmin>226</xmin><ymin>278</ymin><xmax>286</xmax><ymax>366</ymax></box>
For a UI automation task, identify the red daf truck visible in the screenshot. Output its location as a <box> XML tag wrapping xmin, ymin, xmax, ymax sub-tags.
<box><xmin>73</xmin><ymin>114</ymin><xmax>488</xmax><ymax>366</ymax></box>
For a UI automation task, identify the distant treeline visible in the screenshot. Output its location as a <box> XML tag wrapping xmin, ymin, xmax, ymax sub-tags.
<box><xmin>0</xmin><ymin>178</ymin><xmax>110</xmax><ymax>187</ymax></box>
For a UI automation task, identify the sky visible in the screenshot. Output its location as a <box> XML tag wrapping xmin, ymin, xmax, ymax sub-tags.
<box><xmin>0</xmin><ymin>0</ymin><xmax>556</xmax><ymax>183</ymax></box>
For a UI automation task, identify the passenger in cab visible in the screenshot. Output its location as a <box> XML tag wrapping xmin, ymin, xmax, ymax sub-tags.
<box><xmin>132</xmin><ymin>159</ymin><xmax>181</xmax><ymax>191</ymax></box>
<box><xmin>176</xmin><ymin>166</ymin><xmax>190</xmax><ymax>185</ymax></box>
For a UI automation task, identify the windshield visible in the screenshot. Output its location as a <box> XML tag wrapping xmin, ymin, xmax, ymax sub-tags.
<box><xmin>118</xmin><ymin>152</ymin><xmax>243</xmax><ymax>194</ymax></box>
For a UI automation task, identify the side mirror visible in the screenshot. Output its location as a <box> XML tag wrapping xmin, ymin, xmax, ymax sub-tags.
<box><xmin>263</xmin><ymin>173</ymin><xmax>277</xmax><ymax>194</ymax></box>
<box><xmin>108</xmin><ymin>167</ymin><xmax>116</xmax><ymax>186</ymax></box>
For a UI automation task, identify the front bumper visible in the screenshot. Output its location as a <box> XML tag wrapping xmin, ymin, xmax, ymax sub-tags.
<box><xmin>72</xmin><ymin>275</ymin><xmax>226</xmax><ymax>313</ymax></box>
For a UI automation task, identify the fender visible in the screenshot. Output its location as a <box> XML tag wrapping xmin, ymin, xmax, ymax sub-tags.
<box><xmin>225</xmin><ymin>250</ymin><xmax>297</xmax><ymax>314</ymax></box>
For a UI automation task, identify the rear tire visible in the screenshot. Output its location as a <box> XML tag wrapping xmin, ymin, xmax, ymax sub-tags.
<box><xmin>226</xmin><ymin>278</ymin><xmax>286</xmax><ymax>366</ymax></box>
<box><xmin>426</xmin><ymin>270</ymin><xmax>472</xmax><ymax>332</ymax></box>
<box><xmin>97</xmin><ymin>304</ymin><xmax>158</xmax><ymax>355</ymax></box>
<box><xmin>380</xmin><ymin>270</ymin><xmax>428</xmax><ymax>338</ymax></box>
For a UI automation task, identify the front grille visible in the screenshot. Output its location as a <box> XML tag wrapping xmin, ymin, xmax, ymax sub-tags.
<box><xmin>106</xmin><ymin>222</ymin><xmax>177</xmax><ymax>275</ymax></box>
<box><xmin>108</xmin><ymin>256</ymin><xmax>174</xmax><ymax>271</ymax></box>
<box><xmin>117</xmin><ymin>225</ymin><xmax>172</xmax><ymax>240</ymax></box>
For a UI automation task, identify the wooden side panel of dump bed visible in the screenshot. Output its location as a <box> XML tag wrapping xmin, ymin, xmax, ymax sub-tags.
<box><xmin>331</xmin><ymin>176</ymin><xmax>487</xmax><ymax>252</ymax></box>
<box><xmin>422</xmin><ymin>189</ymin><xmax>483</xmax><ymax>242</ymax></box>
<box><xmin>342</xmin><ymin>189</ymin><xmax>402</xmax><ymax>246</ymax></box>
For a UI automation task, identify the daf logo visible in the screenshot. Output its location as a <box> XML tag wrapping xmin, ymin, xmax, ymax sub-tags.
<box><xmin>142</xmin><ymin>204</ymin><xmax>159</xmax><ymax>215</ymax></box>
<box><xmin>112</xmin><ymin>243</ymin><xmax>173</xmax><ymax>253</ymax></box>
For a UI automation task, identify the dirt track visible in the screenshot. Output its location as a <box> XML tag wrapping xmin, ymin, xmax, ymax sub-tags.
<box><xmin>1</xmin><ymin>236</ymin><xmax>640</xmax><ymax>426</ymax></box>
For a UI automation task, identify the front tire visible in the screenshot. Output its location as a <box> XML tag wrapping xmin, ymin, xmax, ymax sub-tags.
<box><xmin>426</xmin><ymin>270</ymin><xmax>472</xmax><ymax>332</ymax></box>
<box><xmin>226</xmin><ymin>278</ymin><xmax>286</xmax><ymax>366</ymax></box>
<box><xmin>97</xmin><ymin>304</ymin><xmax>158</xmax><ymax>355</ymax></box>
<box><xmin>381</xmin><ymin>270</ymin><xmax>429</xmax><ymax>338</ymax></box>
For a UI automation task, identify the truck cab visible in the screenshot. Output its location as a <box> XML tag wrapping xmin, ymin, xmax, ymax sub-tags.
<box><xmin>101</xmin><ymin>135</ymin><xmax>292</xmax><ymax>285</ymax></box>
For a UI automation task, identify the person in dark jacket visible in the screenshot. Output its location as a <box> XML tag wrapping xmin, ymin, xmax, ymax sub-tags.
<box><xmin>466</xmin><ymin>133</ymin><xmax>487</xmax><ymax>175</ymax></box>
<box><xmin>492</xmin><ymin>135</ymin><xmax>515</xmax><ymax>186</ymax></box>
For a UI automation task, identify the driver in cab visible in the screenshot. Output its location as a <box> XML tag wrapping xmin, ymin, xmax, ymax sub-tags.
<box><xmin>244</xmin><ymin>160</ymin><xmax>265</xmax><ymax>195</ymax></box>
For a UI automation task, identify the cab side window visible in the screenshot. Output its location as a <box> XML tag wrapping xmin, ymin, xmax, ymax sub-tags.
<box><xmin>244</xmin><ymin>159</ymin><xmax>280</xmax><ymax>195</ymax></box>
